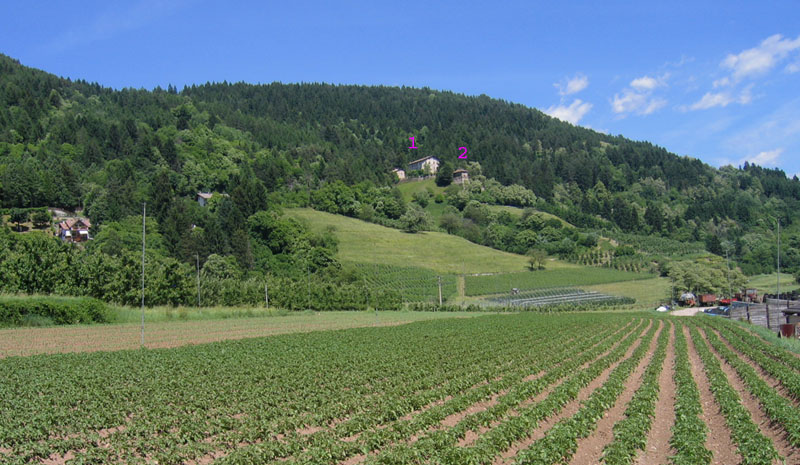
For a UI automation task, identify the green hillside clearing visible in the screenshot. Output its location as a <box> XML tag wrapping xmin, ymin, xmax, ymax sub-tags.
<box><xmin>288</xmin><ymin>208</ymin><xmax>542</xmax><ymax>274</ymax></box>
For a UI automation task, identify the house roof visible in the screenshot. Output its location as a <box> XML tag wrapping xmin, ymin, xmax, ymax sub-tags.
<box><xmin>453</xmin><ymin>169</ymin><xmax>468</xmax><ymax>175</ymax></box>
<box><xmin>197</xmin><ymin>192</ymin><xmax>213</xmax><ymax>199</ymax></box>
<box><xmin>391</xmin><ymin>168</ymin><xmax>405</xmax><ymax>172</ymax></box>
<box><xmin>59</xmin><ymin>218</ymin><xmax>91</xmax><ymax>230</ymax></box>
<box><xmin>408</xmin><ymin>155</ymin><xmax>440</xmax><ymax>165</ymax></box>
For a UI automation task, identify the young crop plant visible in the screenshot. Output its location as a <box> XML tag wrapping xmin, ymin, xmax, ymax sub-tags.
<box><xmin>688</xmin><ymin>325</ymin><xmax>779</xmax><ymax>465</ymax></box>
<box><xmin>703</xmin><ymin>318</ymin><xmax>800</xmax><ymax>399</ymax></box>
<box><xmin>669</xmin><ymin>321</ymin><xmax>712</xmax><ymax>465</ymax></box>
<box><xmin>513</xmin><ymin>320</ymin><xmax>660</xmax><ymax>465</ymax></box>
<box><xmin>695</xmin><ymin>320</ymin><xmax>800</xmax><ymax>447</ymax></box>
<box><xmin>445</xmin><ymin>319</ymin><xmax>651</xmax><ymax>465</ymax></box>
<box><xmin>601</xmin><ymin>319</ymin><xmax>670</xmax><ymax>464</ymax></box>
<box><xmin>387</xmin><ymin>320</ymin><xmax>644</xmax><ymax>464</ymax></box>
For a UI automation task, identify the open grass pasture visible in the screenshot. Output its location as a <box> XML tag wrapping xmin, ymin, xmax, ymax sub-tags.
<box><xmin>289</xmin><ymin>208</ymin><xmax>533</xmax><ymax>274</ymax></box>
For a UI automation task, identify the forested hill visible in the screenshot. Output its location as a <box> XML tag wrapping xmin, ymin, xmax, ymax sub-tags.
<box><xmin>1</xmin><ymin>53</ymin><xmax>799</xmax><ymax>268</ymax></box>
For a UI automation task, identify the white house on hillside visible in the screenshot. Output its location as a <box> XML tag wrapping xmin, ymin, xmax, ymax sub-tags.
<box><xmin>408</xmin><ymin>156</ymin><xmax>440</xmax><ymax>174</ymax></box>
<box><xmin>392</xmin><ymin>168</ymin><xmax>406</xmax><ymax>180</ymax></box>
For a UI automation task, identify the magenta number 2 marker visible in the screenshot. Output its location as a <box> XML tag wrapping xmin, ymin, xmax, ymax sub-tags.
<box><xmin>458</xmin><ymin>147</ymin><xmax>468</xmax><ymax>159</ymax></box>
<box><xmin>408</xmin><ymin>136</ymin><xmax>418</xmax><ymax>149</ymax></box>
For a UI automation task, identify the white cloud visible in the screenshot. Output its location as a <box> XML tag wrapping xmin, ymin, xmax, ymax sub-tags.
<box><xmin>545</xmin><ymin>99</ymin><xmax>593</xmax><ymax>125</ymax></box>
<box><xmin>643</xmin><ymin>98</ymin><xmax>668</xmax><ymax>115</ymax></box>
<box><xmin>687</xmin><ymin>85</ymin><xmax>753</xmax><ymax>110</ymax></box>
<box><xmin>712</xmin><ymin>77</ymin><xmax>731</xmax><ymax>88</ymax></box>
<box><xmin>612</xmin><ymin>90</ymin><xmax>647</xmax><ymax>114</ymax></box>
<box><xmin>611</xmin><ymin>74</ymin><xmax>668</xmax><ymax>116</ymax></box>
<box><xmin>690</xmin><ymin>92</ymin><xmax>733</xmax><ymax>110</ymax></box>
<box><xmin>787</xmin><ymin>61</ymin><xmax>800</xmax><ymax>73</ymax></box>
<box><xmin>44</xmin><ymin>0</ymin><xmax>192</xmax><ymax>52</ymax></box>
<box><xmin>630</xmin><ymin>76</ymin><xmax>659</xmax><ymax>91</ymax></box>
<box><xmin>556</xmin><ymin>74</ymin><xmax>589</xmax><ymax>96</ymax></box>
<box><xmin>745</xmin><ymin>148</ymin><xmax>783</xmax><ymax>167</ymax></box>
<box><xmin>722</xmin><ymin>33</ymin><xmax>800</xmax><ymax>80</ymax></box>
<box><xmin>722</xmin><ymin>97</ymin><xmax>800</xmax><ymax>164</ymax></box>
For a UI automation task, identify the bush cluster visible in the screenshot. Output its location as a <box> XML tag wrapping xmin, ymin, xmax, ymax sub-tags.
<box><xmin>0</xmin><ymin>295</ymin><xmax>110</xmax><ymax>327</ymax></box>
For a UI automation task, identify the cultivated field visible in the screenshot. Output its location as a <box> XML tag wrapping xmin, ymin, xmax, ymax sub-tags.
<box><xmin>0</xmin><ymin>311</ymin><xmax>480</xmax><ymax>358</ymax></box>
<box><xmin>1</xmin><ymin>313</ymin><xmax>798</xmax><ymax>464</ymax></box>
<box><xmin>465</xmin><ymin>268</ymin><xmax>653</xmax><ymax>296</ymax></box>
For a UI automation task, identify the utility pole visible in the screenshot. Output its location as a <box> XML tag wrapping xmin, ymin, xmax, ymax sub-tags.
<box><xmin>141</xmin><ymin>202</ymin><xmax>146</xmax><ymax>348</ymax></box>
<box><xmin>725</xmin><ymin>248</ymin><xmax>732</xmax><ymax>300</ymax></box>
<box><xmin>265</xmin><ymin>282</ymin><xmax>269</xmax><ymax>309</ymax></box>
<box><xmin>438</xmin><ymin>276</ymin><xmax>442</xmax><ymax>306</ymax></box>
<box><xmin>364</xmin><ymin>277</ymin><xmax>369</xmax><ymax>310</ymax></box>
<box><xmin>777</xmin><ymin>218</ymin><xmax>781</xmax><ymax>299</ymax></box>
<box><xmin>196</xmin><ymin>253</ymin><xmax>200</xmax><ymax>308</ymax></box>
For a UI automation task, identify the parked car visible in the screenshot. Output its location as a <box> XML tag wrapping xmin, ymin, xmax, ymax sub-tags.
<box><xmin>703</xmin><ymin>306</ymin><xmax>729</xmax><ymax>317</ymax></box>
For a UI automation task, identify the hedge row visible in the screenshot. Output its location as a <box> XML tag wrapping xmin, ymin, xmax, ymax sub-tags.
<box><xmin>0</xmin><ymin>296</ymin><xmax>111</xmax><ymax>327</ymax></box>
<box><xmin>0</xmin><ymin>207</ymin><xmax>49</xmax><ymax>216</ymax></box>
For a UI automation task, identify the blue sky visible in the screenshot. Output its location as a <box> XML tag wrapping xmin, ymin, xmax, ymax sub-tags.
<box><xmin>1</xmin><ymin>1</ymin><xmax>798</xmax><ymax>177</ymax></box>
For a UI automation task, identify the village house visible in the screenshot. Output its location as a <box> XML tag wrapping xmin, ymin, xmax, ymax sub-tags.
<box><xmin>453</xmin><ymin>168</ymin><xmax>470</xmax><ymax>184</ymax></box>
<box><xmin>408</xmin><ymin>156</ymin><xmax>440</xmax><ymax>174</ymax></box>
<box><xmin>197</xmin><ymin>192</ymin><xmax>229</xmax><ymax>207</ymax></box>
<box><xmin>197</xmin><ymin>192</ymin><xmax>213</xmax><ymax>207</ymax></box>
<box><xmin>391</xmin><ymin>168</ymin><xmax>406</xmax><ymax>180</ymax></box>
<box><xmin>58</xmin><ymin>218</ymin><xmax>91</xmax><ymax>243</ymax></box>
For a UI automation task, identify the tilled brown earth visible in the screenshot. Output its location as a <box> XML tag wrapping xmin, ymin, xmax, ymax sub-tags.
<box><xmin>634</xmin><ymin>320</ymin><xmax>676</xmax><ymax>465</ymax></box>
<box><xmin>698</xmin><ymin>328</ymin><xmax>797</xmax><ymax>465</ymax></box>
<box><xmin>492</xmin><ymin>320</ymin><xmax>654</xmax><ymax>465</ymax></box>
<box><xmin>9</xmin><ymin>316</ymin><xmax>800</xmax><ymax>465</ymax></box>
<box><xmin>567</xmin><ymin>320</ymin><xmax>664</xmax><ymax>465</ymax></box>
<box><xmin>682</xmin><ymin>324</ymin><xmax>741</xmax><ymax>465</ymax></box>
<box><xmin>713</xmin><ymin>328</ymin><xmax>800</xmax><ymax>405</ymax></box>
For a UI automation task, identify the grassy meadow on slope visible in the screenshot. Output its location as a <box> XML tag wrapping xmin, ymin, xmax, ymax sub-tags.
<box><xmin>289</xmin><ymin>208</ymin><xmax>543</xmax><ymax>274</ymax></box>
<box><xmin>289</xmin><ymin>208</ymin><xmax>661</xmax><ymax>304</ymax></box>
<box><xmin>746</xmin><ymin>273</ymin><xmax>800</xmax><ymax>294</ymax></box>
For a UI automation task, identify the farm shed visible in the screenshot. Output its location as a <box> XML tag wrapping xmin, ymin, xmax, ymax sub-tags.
<box><xmin>452</xmin><ymin>169</ymin><xmax>469</xmax><ymax>184</ymax></box>
<box><xmin>729</xmin><ymin>299</ymin><xmax>800</xmax><ymax>333</ymax></box>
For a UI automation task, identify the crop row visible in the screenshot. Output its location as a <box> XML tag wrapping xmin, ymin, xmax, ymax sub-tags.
<box><xmin>695</xmin><ymin>319</ymin><xmax>800</xmax><ymax>447</ymax></box>
<box><xmin>286</xmin><ymin>322</ymin><xmax>622</xmax><ymax>464</ymax></box>
<box><xmin>669</xmin><ymin>320</ymin><xmax>712</xmax><ymax>465</ymax></box>
<box><xmin>342</xmin><ymin>318</ymin><xmax>641</xmax><ymax>465</ymax></box>
<box><xmin>3</xmin><ymin>315</ymin><xmax>593</xmax><ymax>463</ymax></box>
<box><xmin>221</xmin><ymin>316</ymin><xmax>597</xmax><ymax>464</ymax></box>
<box><xmin>358</xmin><ymin>318</ymin><xmax>647</xmax><ymax>465</ymax></box>
<box><xmin>688</xmin><ymin>324</ymin><xmax>779</xmax><ymax>465</ymax></box>
<box><xmin>704</xmin><ymin>318</ymin><xmax>800</xmax><ymax>397</ymax></box>
<box><xmin>601</xmin><ymin>319</ymin><xmax>670</xmax><ymax>464</ymax></box>
<box><xmin>354</xmin><ymin>263</ymin><xmax>458</xmax><ymax>302</ymax></box>
<box><xmin>216</xmin><ymin>316</ymin><xmax>633</xmax><ymax>464</ymax></box>
<box><xmin>464</xmin><ymin>268</ymin><xmax>651</xmax><ymax>296</ymax></box>
<box><xmin>513</xmin><ymin>320</ymin><xmax>661</xmax><ymax>464</ymax></box>
<box><xmin>363</xmin><ymin>319</ymin><xmax>647</xmax><ymax>465</ymax></box>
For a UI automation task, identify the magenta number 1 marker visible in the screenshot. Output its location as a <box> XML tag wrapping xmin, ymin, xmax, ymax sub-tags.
<box><xmin>458</xmin><ymin>147</ymin><xmax>468</xmax><ymax>159</ymax></box>
<box><xmin>408</xmin><ymin>136</ymin><xmax>418</xmax><ymax>149</ymax></box>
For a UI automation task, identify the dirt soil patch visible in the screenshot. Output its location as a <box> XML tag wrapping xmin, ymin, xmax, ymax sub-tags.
<box><xmin>567</xmin><ymin>320</ymin><xmax>664</xmax><ymax>465</ymax></box>
<box><xmin>493</xmin><ymin>320</ymin><xmax>652</xmax><ymax>465</ymax></box>
<box><xmin>634</xmin><ymin>320</ymin><xmax>677</xmax><ymax>465</ymax></box>
<box><xmin>683</xmin><ymin>325</ymin><xmax>740</xmax><ymax>465</ymax></box>
<box><xmin>699</xmin><ymin>328</ymin><xmax>796</xmax><ymax>465</ymax></box>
